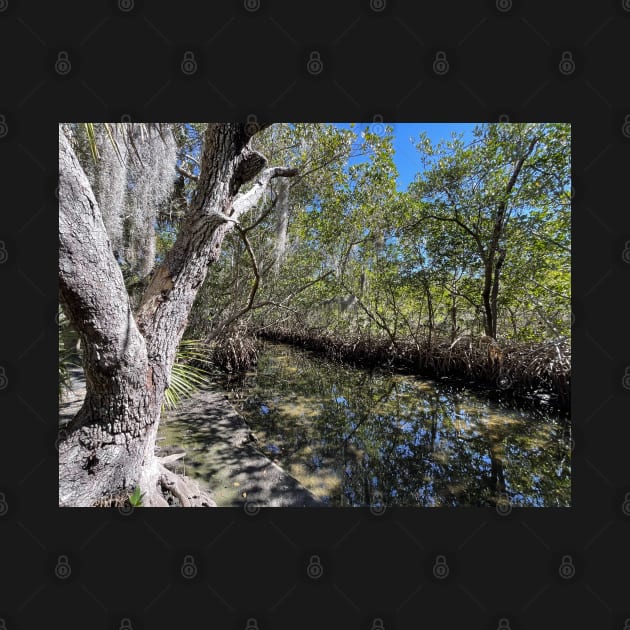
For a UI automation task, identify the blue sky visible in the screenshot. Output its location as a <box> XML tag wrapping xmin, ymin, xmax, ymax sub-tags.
<box><xmin>335</xmin><ymin>122</ymin><xmax>478</xmax><ymax>191</ymax></box>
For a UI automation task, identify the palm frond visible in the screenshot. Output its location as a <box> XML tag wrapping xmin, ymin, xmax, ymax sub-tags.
<box><xmin>162</xmin><ymin>338</ymin><xmax>212</xmax><ymax>411</ymax></box>
<box><xmin>81</xmin><ymin>122</ymin><xmax>150</xmax><ymax>168</ymax></box>
<box><xmin>84</xmin><ymin>123</ymin><xmax>99</xmax><ymax>163</ymax></box>
<box><xmin>103</xmin><ymin>122</ymin><xmax>126</xmax><ymax>166</ymax></box>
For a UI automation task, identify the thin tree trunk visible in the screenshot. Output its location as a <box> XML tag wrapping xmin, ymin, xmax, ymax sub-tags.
<box><xmin>449</xmin><ymin>296</ymin><xmax>457</xmax><ymax>343</ymax></box>
<box><xmin>425</xmin><ymin>280</ymin><xmax>434</xmax><ymax>348</ymax></box>
<box><xmin>490</xmin><ymin>248</ymin><xmax>506</xmax><ymax>338</ymax></box>
<box><xmin>482</xmin><ymin>259</ymin><xmax>495</xmax><ymax>338</ymax></box>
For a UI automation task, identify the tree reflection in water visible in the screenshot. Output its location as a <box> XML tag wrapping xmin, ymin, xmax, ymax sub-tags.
<box><xmin>226</xmin><ymin>342</ymin><xmax>571</xmax><ymax>507</ymax></box>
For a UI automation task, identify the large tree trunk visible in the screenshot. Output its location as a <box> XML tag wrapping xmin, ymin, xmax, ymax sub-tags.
<box><xmin>58</xmin><ymin>124</ymin><xmax>296</xmax><ymax>507</ymax></box>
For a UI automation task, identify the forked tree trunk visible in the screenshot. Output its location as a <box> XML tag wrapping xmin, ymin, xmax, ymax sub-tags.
<box><xmin>58</xmin><ymin>124</ymin><xmax>296</xmax><ymax>507</ymax></box>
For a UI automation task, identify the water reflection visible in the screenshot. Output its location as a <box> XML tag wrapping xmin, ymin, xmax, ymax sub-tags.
<box><xmin>226</xmin><ymin>342</ymin><xmax>571</xmax><ymax>507</ymax></box>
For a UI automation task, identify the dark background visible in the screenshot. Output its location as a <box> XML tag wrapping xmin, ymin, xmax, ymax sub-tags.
<box><xmin>0</xmin><ymin>0</ymin><xmax>629</xmax><ymax>628</ymax></box>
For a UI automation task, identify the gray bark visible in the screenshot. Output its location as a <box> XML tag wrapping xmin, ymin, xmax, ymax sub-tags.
<box><xmin>58</xmin><ymin>123</ymin><xmax>296</xmax><ymax>507</ymax></box>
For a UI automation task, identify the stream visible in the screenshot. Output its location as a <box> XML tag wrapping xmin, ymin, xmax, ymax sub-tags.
<box><xmin>169</xmin><ymin>341</ymin><xmax>571</xmax><ymax>507</ymax></box>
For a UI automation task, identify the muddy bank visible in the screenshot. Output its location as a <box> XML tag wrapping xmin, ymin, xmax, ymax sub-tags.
<box><xmin>59</xmin><ymin>369</ymin><xmax>322</xmax><ymax>507</ymax></box>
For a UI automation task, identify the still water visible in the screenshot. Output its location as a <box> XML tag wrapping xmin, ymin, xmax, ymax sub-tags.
<box><xmin>224</xmin><ymin>342</ymin><xmax>571</xmax><ymax>507</ymax></box>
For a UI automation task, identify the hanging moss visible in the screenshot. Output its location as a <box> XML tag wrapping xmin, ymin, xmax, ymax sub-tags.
<box><xmin>73</xmin><ymin>123</ymin><xmax>178</xmax><ymax>281</ymax></box>
<box><xmin>95</xmin><ymin>125</ymin><xmax>129</xmax><ymax>257</ymax></box>
<box><xmin>273</xmin><ymin>178</ymin><xmax>289</xmax><ymax>274</ymax></box>
<box><xmin>125</xmin><ymin>124</ymin><xmax>177</xmax><ymax>278</ymax></box>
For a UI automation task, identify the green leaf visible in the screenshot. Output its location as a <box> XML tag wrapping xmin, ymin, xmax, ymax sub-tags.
<box><xmin>162</xmin><ymin>338</ymin><xmax>212</xmax><ymax>411</ymax></box>
<box><xmin>129</xmin><ymin>486</ymin><xmax>144</xmax><ymax>507</ymax></box>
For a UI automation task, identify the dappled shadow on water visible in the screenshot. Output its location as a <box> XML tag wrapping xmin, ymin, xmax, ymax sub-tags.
<box><xmin>223</xmin><ymin>342</ymin><xmax>571</xmax><ymax>507</ymax></box>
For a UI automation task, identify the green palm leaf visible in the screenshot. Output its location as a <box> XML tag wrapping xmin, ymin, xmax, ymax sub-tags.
<box><xmin>162</xmin><ymin>338</ymin><xmax>213</xmax><ymax>411</ymax></box>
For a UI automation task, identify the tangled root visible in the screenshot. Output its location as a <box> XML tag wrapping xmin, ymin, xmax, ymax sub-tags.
<box><xmin>156</xmin><ymin>462</ymin><xmax>216</xmax><ymax>507</ymax></box>
<box><xmin>93</xmin><ymin>455</ymin><xmax>216</xmax><ymax>508</ymax></box>
<box><xmin>209</xmin><ymin>327</ymin><xmax>258</xmax><ymax>372</ymax></box>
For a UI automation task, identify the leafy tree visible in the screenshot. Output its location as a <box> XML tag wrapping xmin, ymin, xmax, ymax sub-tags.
<box><xmin>405</xmin><ymin>123</ymin><xmax>569</xmax><ymax>340</ymax></box>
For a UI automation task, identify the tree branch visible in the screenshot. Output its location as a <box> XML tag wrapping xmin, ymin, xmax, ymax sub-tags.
<box><xmin>425</xmin><ymin>214</ymin><xmax>486</xmax><ymax>259</ymax></box>
<box><xmin>231</xmin><ymin>165</ymin><xmax>298</xmax><ymax>222</ymax></box>
<box><xmin>176</xmin><ymin>165</ymin><xmax>198</xmax><ymax>181</ymax></box>
<box><xmin>58</xmin><ymin>127</ymin><xmax>147</xmax><ymax>378</ymax></box>
<box><xmin>208</xmin><ymin>227</ymin><xmax>262</xmax><ymax>336</ymax></box>
<box><xmin>241</xmin><ymin>193</ymin><xmax>279</xmax><ymax>233</ymax></box>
